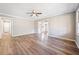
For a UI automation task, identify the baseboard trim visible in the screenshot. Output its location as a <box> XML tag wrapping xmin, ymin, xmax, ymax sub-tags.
<box><xmin>49</xmin><ymin>35</ymin><xmax>75</xmax><ymax>42</ymax></box>
<box><xmin>13</xmin><ymin>33</ymin><xmax>75</xmax><ymax>41</ymax></box>
<box><xmin>75</xmin><ymin>36</ymin><xmax>79</xmax><ymax>48</ymax></box>
<box><xmin>12</xmin><ymin>32</ymin><xmax>35</xmax><ymax>37</ymax></box>
<box><xmin>75</xmin><ymin>40</ymin><xmax>79</xmax><ymax>48</ymax></box>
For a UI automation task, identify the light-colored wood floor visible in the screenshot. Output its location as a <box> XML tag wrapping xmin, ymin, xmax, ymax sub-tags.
<box><xmin>0</xmin><ymin>33</ymin><xmax>79</xmax><ymax>55</ymax></box>
<box><xmin>0</xmin><ymin>32</ymin><xmax>12</xmax><ymax>54</ymax></box>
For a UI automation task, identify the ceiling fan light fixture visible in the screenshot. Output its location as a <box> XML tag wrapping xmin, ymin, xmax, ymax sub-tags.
<box><xmin>27</xmin><ymin>9</ymin><xmax>42</xmax><ymax>17</ymax></box>
<box><xmin>32</xmin><ymin>14</ymin><xmax>36</xmax><ymax>16</ymax></box>
<box><xmin>33</xmin><ymin>10</ymin><xmax>36</xmax><ymax>13</ymax></box>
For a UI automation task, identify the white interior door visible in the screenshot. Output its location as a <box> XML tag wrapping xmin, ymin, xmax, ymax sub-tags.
<box><xmin>3</xmin><ymin>20</ymin><xmax>12</xmax><ymax>34</ymax></box>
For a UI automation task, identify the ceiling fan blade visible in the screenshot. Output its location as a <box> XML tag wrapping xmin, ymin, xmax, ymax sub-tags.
<box><xmin>36</xmin><ymin>14</ymin><xmax>38</xmax><ymax>16</ymax></box>
<box><xmin>30</xmin><ymin>14</ymin><xmax>33</xmax><ymax>16</ymax></box>
<box><xmin>30</xmin><ymin>14</ymin><xmax>34</xmax><ymax>16</ymax></box>
<box><xmin>26</xmin><ymin>12</ymin><xmax>32</xmax><ymax>14</ymax></box>
<box><xmin>37</xmin><ymin>13</ymin><xmax>42</xmax><ymax>14</ymax></box>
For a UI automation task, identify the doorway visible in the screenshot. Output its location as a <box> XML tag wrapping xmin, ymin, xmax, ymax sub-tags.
<box><xmin>38</xmin><ymin>21</ymin><xmax>48</xmax><ymax>40</ymax></box>
<box><xmin>1</xmin><ymin>19</ymin><xmax>12</xmax><ymax>39</ymax></box>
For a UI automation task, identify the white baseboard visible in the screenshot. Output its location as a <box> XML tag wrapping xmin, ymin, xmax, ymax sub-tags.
<box><xmin>75</xmin><ymin>36</ymin><xmax>79</xmax><ymax>48</ymax></box>
<box><xmin>12</xmin><ymin>32</ymin><xmax>35</xmax><ymax>37</ymax></box>
<box><xmin>12</xmin><ymin>33</ymin><xmax>75</xmax><ymax>41</ymax></box>
<box><xmin>49</xmin><ymin>34</ymin><xmax>75</xmax><ymax>41</ymax></box>
<box><xmin>75</xmin><ymin>40</ymin><xmax>79</xmax><ymax>48</ymax></box>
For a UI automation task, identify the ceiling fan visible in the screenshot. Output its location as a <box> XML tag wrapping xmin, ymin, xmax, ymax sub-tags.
<box><xmin>27</xmin><ymin>10</ymin><xmax>42</xmax><ymax>16</ymax></box>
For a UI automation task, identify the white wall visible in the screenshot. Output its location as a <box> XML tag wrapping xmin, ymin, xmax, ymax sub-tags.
<box><xmin>48</xmin><ymin>13</ymin><xmax>75</xmax><ymax>39</ymax></box>
<box><xmin>0</xmin><ymin>19</ymin><xmax>3</xmax><ymax>39</ymax></box>
<box><xmin>76</xmin><ymin>12</ymin><xmax>79</xmax><ymax>35</ymax></box>
<box><xmin>0</xmin><ymin>18</ymin><xmax>35</xmax><ymax>37</ymax></box>
<box><xmin>34</xmin><ymin>13</ymin><xmax>75</xmax><ymax>40</ymax></box>
<box><xmin>34</xmin><ymin>21</ymin><xmax>38</xmax><ymax>33</ymax></box>
<box><xmin>0</xmin><ymin>12</ymin><xmax>75</xmax><ymax>40</ymax></box>
<box><xmin>13</xmin><ymin>20</ymin><xmax>34</xmax><ymax>36</ymax></box>
<box><xmin>76</xmin><ymin>10</ymin><xmax>79</xmax><ymax>48</ymax></box>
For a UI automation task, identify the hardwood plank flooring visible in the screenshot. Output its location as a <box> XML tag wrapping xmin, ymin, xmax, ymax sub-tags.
<box><xmin>0</xmin><ymin>33</ymin><xmax>79</xmax><ymax>55</ymax></box>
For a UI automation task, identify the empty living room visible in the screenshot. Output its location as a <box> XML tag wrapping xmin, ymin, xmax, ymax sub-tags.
<box><xmin>0</xmin><ymin>3</ymin><xmax>79</xmax><ymax>55</ymax></box>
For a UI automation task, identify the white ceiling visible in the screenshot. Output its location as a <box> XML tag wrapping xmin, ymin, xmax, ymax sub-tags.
<box><xmin>0</xmin><ymin>3</ymin><xmax>78</xmax><ymax>20</ymax></box>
